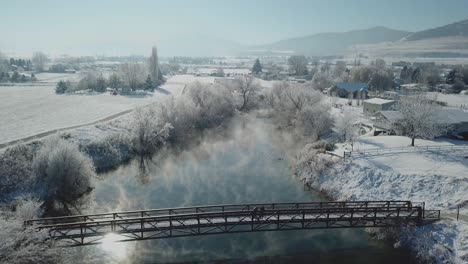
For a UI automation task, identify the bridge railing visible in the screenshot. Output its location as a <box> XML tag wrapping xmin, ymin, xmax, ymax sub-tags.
<box><xmin>35</xmin><ymin>206</ymin><xmax>424</xmax><ymax>232</ymax></box>
<box><xmin>26</xmin><ymin>201</ymin><xmax>415</xmax><ymax>226</ymax></box>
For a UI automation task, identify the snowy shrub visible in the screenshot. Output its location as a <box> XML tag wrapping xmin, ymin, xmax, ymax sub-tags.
<box><xmin>0</xmin><ymin>144</ymin><xmax>34</xmax><ymax>198</ymax></box>
<box><xmin>131</xmin><ymin>107</ymin><xmax>173</xmax><ymax>157</ymax></box>
<box><xmin>82</xmin><ymin>133</ymin><xmax>132</xmax><ymax>172</ymax></box>
<box><xmin>33</xmin><ymin>137</ymin><xmax>95</xmax><ymax>215</ymax></box>
<box><xmin>0</xmin><ymin>197</ymin><xmax>60</xmax><ymax>264</ymax></box>
<box><xmin>293</xmin><ymin>142</ymin><xmax>337</xmax><ymax>185</ymax></box>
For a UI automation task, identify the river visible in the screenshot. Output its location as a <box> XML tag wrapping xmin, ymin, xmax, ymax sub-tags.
<box><xmin>89</xmin><ymin>116</ymin><xmax>413</xmax><ymax>263</ymax></box>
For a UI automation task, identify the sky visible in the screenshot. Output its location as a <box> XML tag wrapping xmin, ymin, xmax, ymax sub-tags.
<box><xmin>2</xmin><ymin>0</ymin><xmax>468</xmax><ymax>56</ymax></box>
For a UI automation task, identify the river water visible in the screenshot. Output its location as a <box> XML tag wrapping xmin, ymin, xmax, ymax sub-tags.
<box><xmin>90</xmin><ymin>117</ymin><xmax>413</xmax><ymax>263</ymax></box>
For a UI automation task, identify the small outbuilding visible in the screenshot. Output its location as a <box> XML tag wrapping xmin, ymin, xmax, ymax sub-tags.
<box><xmin>363</xmin><ymin>98</ymin><xmax>395</xmax><ymax>115</ymax></box>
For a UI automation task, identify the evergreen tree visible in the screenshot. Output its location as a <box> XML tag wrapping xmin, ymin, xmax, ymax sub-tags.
<box><xmin>56</xmin><ymin>80</ymin><xmax>68</xmax><ymax>94</ymax></box>
<box><xmin>144</xmin><ymin>75</ymin><xmax>154</xmax><ymax>91</ymax></box>
<box><xmin>149</xmin><ymin>46</ymin><xmax>160</xmax><ymax>86</ymax></box>
<box><xmin>252</xmin><ymin>59</ymin><xmax>262</xmax><ymax>74</ymax></box>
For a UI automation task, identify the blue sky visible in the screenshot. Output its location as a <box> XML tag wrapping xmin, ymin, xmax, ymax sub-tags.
<box><xmin>2</xmin><ymin>0</ymin><xmax>468</xmax><ymax>55</ymax></box>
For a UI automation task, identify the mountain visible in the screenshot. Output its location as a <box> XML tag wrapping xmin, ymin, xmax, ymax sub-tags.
<box><xmin>247</xmin><ymin>27</ymin><xmax>411</xmax><ymax>56</ymax></box>
<box><xmin>405</xmin><ymin>19</ymin><xmax>468</xmax><ymax>41</ymax></box>
<box><xmin>354</xmin><ymin>19</ymin><xmax>468</xmax><ymax>59</ymax></box>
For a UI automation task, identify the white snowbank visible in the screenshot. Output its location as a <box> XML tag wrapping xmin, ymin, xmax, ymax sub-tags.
<box><xmin>302</xmin><ymin>135</ymin><xmax>468</xmax><ymax>262</ymax></box>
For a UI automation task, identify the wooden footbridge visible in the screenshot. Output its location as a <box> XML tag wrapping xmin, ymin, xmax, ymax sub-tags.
<box><xmin>25</xmin><ymin>201</ymin><xmax>440</xmax><ymax>247</ymax></box>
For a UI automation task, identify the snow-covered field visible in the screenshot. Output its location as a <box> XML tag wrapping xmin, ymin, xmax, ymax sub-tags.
<box><xmin>0</xmin><ymin>75</ymin><xmax>187</xmax><ymax>146</ymax></box>
<box><xmin>314</xmin><ymin>135</ymin><xmax>468</xmax><ymax>262</ymax></box>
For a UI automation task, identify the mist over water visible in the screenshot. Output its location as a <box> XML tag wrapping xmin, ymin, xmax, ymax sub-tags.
<box><xmin>90</xmin><ymin>116</ymin><xmax>411</xmax><ymax>263</ymax></box>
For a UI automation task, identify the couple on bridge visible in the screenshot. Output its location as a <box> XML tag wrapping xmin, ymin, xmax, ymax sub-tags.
<box><xmin>252</xmin><ymin>206</ymin><xmax>266</xmax><ymax>220</ymax></box>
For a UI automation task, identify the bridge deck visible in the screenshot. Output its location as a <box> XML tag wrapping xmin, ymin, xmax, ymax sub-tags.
<box><xmin>26</xmin><ymin>201</ymin><xmax>440</xmax><ymax>246</ymax></box>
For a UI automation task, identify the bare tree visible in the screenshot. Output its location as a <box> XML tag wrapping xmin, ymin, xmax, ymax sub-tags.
<box><xmin>131</xmin><ymin>107</ymin><xmax>172</xmax><ymax>156</ymax></box>
<box><xmin>393</xmin><ymin>95</ymin><xmax>447</xmax><ymax>146</ymax></box>
<box><xmin>32</xmin><ymin>51</ymin><xmax>49</xmax><ymax>72</ymax></box>
<box><xmin>335</xmin><ymin>111</ymin><xmax>360</xmax><ymax>144</ymax></box>
<box><xmin>288</xmin><ymin>55</ymin><xmax>308</xmax><ymax>75</ymax></box>
<box><xmin>311</xmin><ymin>71</ymin><xmax>334</xmax><ymax>91</ymax></box>
<box><xmin>119</xmin><ymin>62</ymin><xmax>146</xmax><ymax>92</ymax></box>
<box><xmin>230</xmin><ymin>76</ymin><xmax>260</xmax><ymax>111</ymax></box>
<box><xmin>334</xmin><ymin>61</ymin><xmax>347</xmax><ymax>77</ymax></box>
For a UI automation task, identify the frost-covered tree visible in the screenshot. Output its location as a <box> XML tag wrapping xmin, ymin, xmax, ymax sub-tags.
<box><xmin>33</xmin><ymin>137</ymin><xmax>95</xmax><ymax>215</ymax></box>
<box><xmin>333</xmin><ymin>61</ymin><xmax>347</xmax><ymax>78</ymax></box>
<box><xmin>288</xmin><ymin>55</ymin><xmax>308</xmax><ymax>76</ymax></box>
<box><xmin>230</xmin><ymin>75</ymin><xmax>260</xmax><ymax>111</ymax></box>
<box><xmin>252</xmin><ymin>58</ymin><xmax>262</xmax><ymax>74</ymax></box>
<box><xmin>119</xmin><ymin>62</ymin><xmax>146</xmax><ymax>91</ymax></box>
<box><xmin>335</xmin><ymin>111</ymin><xmax>360</xmax><ymax>144</ymax></box>
<box><xmin>131</xmin><ymin>107</ymin><xmax>172</xmax><ymax>156</ymax></box>
<box><xmin>0</xmin><ymin>144</ymin><xmax>34</xmax><ymax>196</ymax></box>
<box><xmin>185</xmin><ymin>82</ymin><xmax>235</xmax><ymax>129</ymax></box>
<box><xmin>0</xmin><ymin>197</ymin><xmax>60</xmax><ymax>264</ymax></box>
<box><xmin>32</xmin><ymin>51</ymin><xmax>49</xmax><ymax>72</ymax></box>
<box><xmin>268</xmin><ymin>82</ymin><xmax>333</xmax><ymax>139</ymax></box>
<box><xmin>311</xmin><ymin>71</ymin><xmax>334</xmax><ymax>91</ymax></box>
<box><xmin>393</xmin><ymin>95</ymin><xmax>447</xmax><ymax>146</ymax></box>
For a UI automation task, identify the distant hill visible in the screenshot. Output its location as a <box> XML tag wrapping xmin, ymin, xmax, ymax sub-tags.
<box><xmin>247</xmin><ymin>27</ymin><xmax>411</xmax><ymax>56</ymax></box>
<box><xmin>354</xmin><ymin>19</ymin><xmax>468</xmax><ymax>60</ymax></box>
<box><xmin>405</xmin><ymin>19</ymin><xmax>468</xmax><ymax>41</ymax></box>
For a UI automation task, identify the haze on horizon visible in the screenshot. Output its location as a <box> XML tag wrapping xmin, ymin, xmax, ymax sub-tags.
<box><xmin>2</xmin><ymin>0</ymin><xmax>468</xmax><ymax>57</ymax></box>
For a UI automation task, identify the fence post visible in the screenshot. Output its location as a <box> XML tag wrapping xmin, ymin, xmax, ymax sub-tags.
<box><xmin>457</xmin><ymin>205</ymin><xmax>460</xmax><ymax>221</ymax></box>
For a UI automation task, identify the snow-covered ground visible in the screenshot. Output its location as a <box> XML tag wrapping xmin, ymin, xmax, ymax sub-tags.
<box><xmin>0</xmin><ymin>75</ymin><xmax>187</xmax><ymax>146</ymax></box>
<box><xmin>427</xmin><ymin>92</ymin><xmax>468</xmax><ymax>109</ymax></box>
<box><xmin>312</xmin><ymin>135</ymin><xmax>468</xmax><ymax>262</ymax></box>
<box><xmin>328</xmin><ymin>135</ymin><xmax>468</xmax><ymax>212</ymax></box>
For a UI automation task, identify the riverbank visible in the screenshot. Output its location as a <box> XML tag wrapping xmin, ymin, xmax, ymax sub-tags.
<box><xmin>295</xmin><ymin>135</ymin><xmax>468</xmax><ymax>263</ymax></box>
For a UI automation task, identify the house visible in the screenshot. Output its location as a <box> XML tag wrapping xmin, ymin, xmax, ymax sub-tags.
<box><xmin>330</xmin><ymin>82</ymin><xmax>368</xmax><ymax>98</ymax></box>
<box><xmin>372</xmin><ymin>109</ymin><xmax>468</xmax><ymax>138</ymax></box>
<box><xmin>363</xmin><ymin>98</ymin><xmax>395</xmax><ymax>115</ymax></box>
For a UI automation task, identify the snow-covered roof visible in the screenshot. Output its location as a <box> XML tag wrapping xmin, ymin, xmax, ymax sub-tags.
<box><xmin>336</xmin><ymin>82</ymin><xmax>368</xmax><ymax>92</ymax></box>
<box><xmin>379</xmin><ymin>111</ymin><xmax>402</xmax><ymax>121</ymax></box>
<box><xmin>364</xmin><ymin>98</ymin><xmax>395</xmax><ymax>105</ymax></box>
<box><xmin>437</xmin><ymin>109</ymin><xmax>468</xmax><ymax>124</ymax></box>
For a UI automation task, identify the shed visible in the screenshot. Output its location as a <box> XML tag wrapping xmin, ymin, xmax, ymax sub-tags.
<box><xmin>363</xmin><ymin>98</ymin><xmax>395</xmax><ymax>115</ymax></box>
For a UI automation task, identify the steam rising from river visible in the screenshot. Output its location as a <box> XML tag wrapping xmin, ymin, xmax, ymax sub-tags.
<box><xmin>79</xmin><ymin>115</ymin><xmax>410</xmax><ymax>263</ymax></box>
